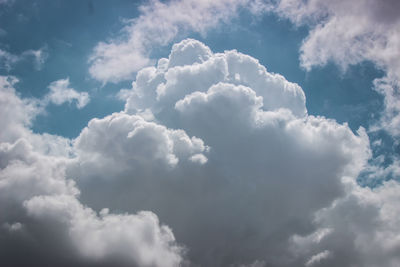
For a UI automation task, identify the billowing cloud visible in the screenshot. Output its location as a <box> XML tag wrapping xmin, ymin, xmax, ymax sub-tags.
<box><xmin>72</xmin><ymin>39</ymin><xmax>398</xmax><ymax>266</ymax></box>
<box><xmin>2</xmin><ymin>38</ymin><xmax>400</xmax><ymax>267</ymax></box>
<box><xmin>44</xmin><ymin>78</ymin><xmax>90</xmax><ymax>109</ymax></box>
<box><xmin>0</xmin><ymin>76</ymin><xmax>184</xmax><ymax>267</ymax></box>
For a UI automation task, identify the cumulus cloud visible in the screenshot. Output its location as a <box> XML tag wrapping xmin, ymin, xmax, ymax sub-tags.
<box><xmin>0</xmin><ymin>76</ymin><xmax>184</xmax><ymax>267</ymax></box>
<box><xmin>73</xmin><ymin>39</ymin><xmax>400</xmax><ymax>267</ymax></box>
<box><xmin>72</xmin><ymin>111</ymin><xmax>208</xmax><ymax>176</ymax></box>
<box><xmin>2</xmin><ymin>38</ymin><xmax>400</xmax><ymax>267</ymax></box>
<box><xmin>125</xmin><ymin>39</ymin><xmax>306</xmax><ymax>118</ymax></box>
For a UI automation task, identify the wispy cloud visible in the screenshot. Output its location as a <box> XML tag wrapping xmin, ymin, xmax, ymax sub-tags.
<box><xmin>0</xmin><ymin>46</ymin><xmax>47</xmax><ymax>71</ymax></box>
<box><xmin>88</xmin><ymin>0</ymin><xmax>258</xmax><ymax>84</ymax></box>
<box><xmin>272</xmin><ymin>0</ymin><xmax>400</xmax><ymax>138</ymax></box>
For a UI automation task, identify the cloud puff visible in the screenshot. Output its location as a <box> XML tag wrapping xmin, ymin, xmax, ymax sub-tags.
<box><xmin>125</xmin><ymin>39</ymin><xmax>306</xmax><ymax>118</ymax></box>
<box><xmin>72</xmin><ymin>111</ymin><xmax>208</xmax><ymax>178</ymax></box>
<box><xmin>44</xmin><ymin>78</ymin><xmax>90</xmax><ymax>109</ymax></box>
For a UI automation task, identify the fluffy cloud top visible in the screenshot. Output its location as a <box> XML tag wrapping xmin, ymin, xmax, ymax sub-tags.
<box><xmin>88</xmin><ymin>0</ymin><xmax>399</xmax><ymax>140</ymax></box>
<box><xmin>88</xmin><ymin>0</ymin><xmax>262</xmax><ymax>83</ymax></box>
<box><xmin>125</xmin><ymin>39</ymin><xmax>306</xmax><ymax>118</ymax></box>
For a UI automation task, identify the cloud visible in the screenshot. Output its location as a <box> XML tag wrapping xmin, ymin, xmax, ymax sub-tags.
<box><xmin>305</xmin><ymin>250</ymin><xmax>332</xmax><ymax>267</ymax></box>
<box><xmin>2</xmin><ymin>38</ymin><xmax>400</xmax><ymax>267</ymax></box>
<box><xmin>0</xmin><ymin>49</ymin><xmax>19</xmax><ymax>70</ymax></box>
<box><xmin>74</xmin><ymin>40</ymin><xmax>387</xmax><ymax>266</ymax></box>
<box><xmin>0</xmin><ymin>47</ymin><xmax>47</xmax><ymax>71</ymax></box>
<box><xmin>88</xmin><ymin>0</ymin><xmax>254</xmax><ymax>83</ymax></box>
<box><xmin>0</xmin><ymin>76</ymin><xmax>41</xmax><ymax>142</ymax></box>
<box><xmin>0</xmin><ymin>76</ymin><xmax>184</xmax><ymax>267</ymax></box>
<box><xmin>25</xmin><ymin>195</ymin><xmax>183</xmax><ymax>267</ymax></box>
<box><xmin>290</xmin><ymin>178</ymin><xmax>400</xmax><ymax>267</ymax></box>
<box><xmin>72</xmin><ymin>111</ymin><xmax>208</xmax><ymax>176</ymax></box>
<box><xmin>44</xmin><ymin>78</ymin><xmax>90</xmax><ymax>109</ymax></box>
<box><xmin>273</xmin><ymin>0</ymin><xmax>400</xmax><ymax>138</ymax></box>
<box><xmin>125</xmin><ymin>39</ymin><xmax>306</xmax><ymax>118</ymax></box>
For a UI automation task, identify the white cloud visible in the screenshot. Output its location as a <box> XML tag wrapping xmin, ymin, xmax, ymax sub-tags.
<box><xmin>45</xmin><ymin>78</ymin><xmax>90</xmax><ymax>109</ymax></box>
<box><xmin>72</xmin><ymin>112</ymin><xmax>208</xmax><ymax>177</ymax></box>
<box><xmin>125</xmin><ymin>39</ymin><xmax>306</xmax><ymax>118</ymax></box>
<box><xmin>90</xmin><ymin>0</ymin><xmax>399</xmax><ymax>139</ymax></box>
<box><xmin>88</xmin><ymin>0</ymin><xmax>251</xmax><ymax>83</ymax></box>
<box><xmin>273</xmin><ymin>0</ymin><xmax>400</xmax><ymax>137</ymax></box>
<box><xmin>0</xmin><ymin>76</ymin><xmax>41</xmax><ymax>142</ymax></box>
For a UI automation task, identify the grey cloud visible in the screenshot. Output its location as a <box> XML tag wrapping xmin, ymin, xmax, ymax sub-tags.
<box><xmin>0</xmin><ymin>78</ymin><xmax>184</xmax><ymax>267</ymax></box>
<box><xmin>72</xmin><ymin>40</ymin><xmax>373</xmax><ymax>266</ymax></box>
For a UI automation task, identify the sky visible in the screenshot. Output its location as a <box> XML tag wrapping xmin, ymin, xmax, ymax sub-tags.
<box><xmin>0</xmin><ymin>0</ymin><xmax>399</xmax><ymax>266</ymax></box>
